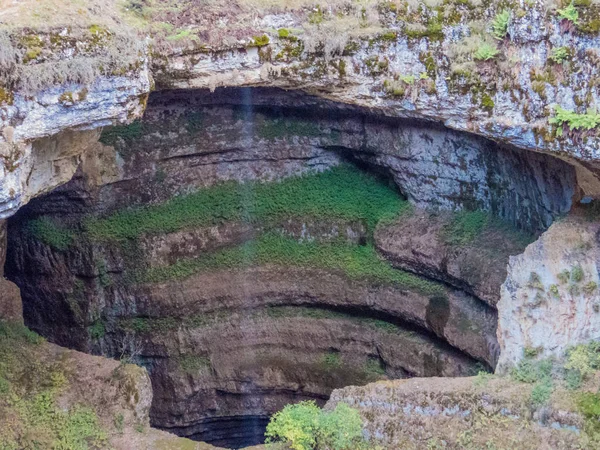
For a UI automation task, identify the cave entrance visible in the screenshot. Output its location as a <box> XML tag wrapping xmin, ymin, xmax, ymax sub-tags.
<box><xmin>4</xmin><ymin>87</ymin><xmax>579</xmax><ymax>448</ymax></box>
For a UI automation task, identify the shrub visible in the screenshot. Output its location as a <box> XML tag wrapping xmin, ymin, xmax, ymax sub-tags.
<box><xmin>321</xmin><ymin>352</ymin><xmax>342</xmax><ymax>369</ymax></box>
<box><xmin>473</xmin><ymin>43</ymin><xmax>499</xmax><ymax>61</ymax></box>
<box><xmin>564</xmin><ymin>342</ymin><xmax>600</xmax><ymax>379</ymax></box>
<box><xmin>265</xmin><ymin>401</ymin><xmax>365</xmax><ymax>450</ymax></box>
<box><xmin>557</xmin><ymin>269</ymin><xmax>570</xmax><ymax>284</ymax></box>
<box><xmin>88</xmin><ymin>321</ymin><xmax>106</xmax><ymax>340</ymax></box>
<box><xmin>557</xmin><ymin>3</ymin><xmax>579</xmax><ymax>24</ymax></box>
<box><xmin>584</xmin><ymin>281</ymin><xmax>598</xmax><ymax>294</ymax></box>
<box><xmin>491</xmin><ymin>10</ymin><xmax>511</xmax><ymax>40</ymax></box>
<box><xmin>550</xmin><ymin>106</ymin><xmax>600</xmax><ymax>137</ymax></box>
<box><xmin>548</xmin><ymin>46</ymin><xmax>570</xmax><ymax>63</ymax></box>
<box><xmin>571</xmin><ymin>265</ymin><xmax>585</xmax><ymax>282</ymax></box>
<box><xmin>511</xmin><ymin>358</ymin><xmax>552</xmax><ymax>384</ymax></box>
<box><xmin>531</xmin><ymin>378</ymin><xmax>553</xmax><ymax>406</ymax></box>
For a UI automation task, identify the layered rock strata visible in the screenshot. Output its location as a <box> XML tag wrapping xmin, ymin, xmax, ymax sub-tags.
<box><xmin>5</xmin><ymin>88</ymin><xmax>578</xmax><ymax>446</ymax></box>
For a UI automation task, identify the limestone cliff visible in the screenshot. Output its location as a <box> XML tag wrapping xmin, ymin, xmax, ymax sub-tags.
<box><xmin>1</xmin><ymin>0</ymin><xmax>600</xmax><ymax>218</ymax></box>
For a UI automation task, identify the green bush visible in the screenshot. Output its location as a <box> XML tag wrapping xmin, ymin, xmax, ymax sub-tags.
<box><xmin>473</xmin><ymin>43</ymin><xmax>499</xmax><ymax>61</ymax></box>
<box><xmin>511</xmin><ymin>358</ymin><xmax>552</xmax><ymax>384</ymax></box>
<box><xmin>550</xmin><ymin>106</ymin><xmax>600</xmax><ymax>137</ymax></box>
<box><xmin>321</xmin><ymin>352</ymin><xmax>342</xmax><ymax>369</ymax></box>
<box><xmin>564</xmin><ymin>342</ymin><xmax>600</xmax><ymax>380</ymax></box>
<box><xmin>548</xmin><ymin>46</ymin><xmax>570</xmax><ymax>63</ymax></box>
<box><xmin>491</xmin><ymin>10</ymin><xmax>511</xmax><ymax>40</ymax></box>
<box><xmin>557</xmin><ymin>3</ymin><xmax>579</xmax><ymax>24</ymax></box>
<box><xmin>571</xmin><ymin>265</ymin><xmax>584</xmax><ymax>282</ymax></box>
<box><xmin>531</xmin><ymin>378</ymin><xmax>553</xmax><ymax>406</ymax></box>
<box><xmin>265</xmin><ymin>401</ymin><xmax>365</xmax><ymax>450</ymax></box>
<box><xmin>442</xmin><ymin>210</ymin><xmax>489</xmax><ymax>246</ymax></box>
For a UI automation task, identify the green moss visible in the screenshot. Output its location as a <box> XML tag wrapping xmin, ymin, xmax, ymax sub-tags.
<box><xmin>88</xmin><ymin>321</ymin><xmax>106</xmax><ymax>340</ymax></box>
<box><xmin>364</xmin><ymin>55</ymin><xmax>389</xmax><ymax>76</ymax></box>
<box><xmin>584</xmin><ymin>281</ymin><xmax>598</xmax><ymax>294</ymax></box>
<box><xmin>557</xmin><ymin>269</ymin><xmax>570</xmax><ymax>284</ymax></box>
<box><xmin>122</xmin><ymin>306</ymin><xmax>419</xmax><ymax>340</ymax></box>
<box><xmin>27</xmin><ymin>217</ymin><xmax>74</xmax><ymax>251</ymax></box>
<box><xmin>441</xmin><ymin>211</ymin><xmax>489</xmax><ymax>246</ymax></box>
<box><xmin>84</xmin><ymin>165</ymin><xmax>407</xmax><ymax>241</ymax></box>
<box><xmin>99</xmin><ymin>120</ymin><xmax>145</xmax><ymax>147</ymax></box>
<box><xmin>258</xmin><ymin>117</ymin><xmax>320</xmax><ymax>140</ymax></box>
<box><xmin>571</xmin><ymin>264</ymin><xmax>585</xmax><ymax>282</ymax></box>
<box><xmin>404</xmin><ymin>19</ymin><xmax>444</xmax><ymax>41</ymax></box>
<box><xmin>379</xmin><ymin>30</ymin><xmax>398</xmax><ymax>41</ymax></box>
<box><xmin>177</xmin><ymin>355</ymin><xmax>211</xmax><ymax>375</ymax></box>
<box><xmin>0</xmin><ymin>321</ymin><xmax>107</xmax><ymax>449</ymax></box>
<box><xmin>419</xmin><ymin>51</ymin><xmax>437</xmax><ymax>80</ymax></box>
<box><xmin>23</xmin><ymin>46</ymin><xmax>42</xmax><ymax>63</ymax></box>
<box><xmin>251</xmin><ymin>34</ymin><xmax>270</xmax><ymax>46</ymax></box>
<box><xmin>140</xmin><ymin>232</ymin><xmax>443</xmax><ymax>296</ymax></box>
<box><xmin>480</xmin><ymin>93</ymin><xmax>495</xmax><ymax>111</ymax></box>
<box><xmin>321</xmin><ymin>351</ymin><xmax>342</xmax><ymax>369</ymax></box>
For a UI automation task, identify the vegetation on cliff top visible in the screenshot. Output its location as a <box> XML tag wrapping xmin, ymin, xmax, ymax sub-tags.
<box><xmin>0</xmin><ymin>321</ymin><xmax>108</xmax><ymax>450</ymax></box>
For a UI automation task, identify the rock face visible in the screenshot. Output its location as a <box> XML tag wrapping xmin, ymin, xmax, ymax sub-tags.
<box><xmin>1</xmin><ymin>1</ymin><xmax>600</xmax><ymax>220</ymax></box>
<box><xmin>0</xmin><ymin>220</ymin><xmax>22</xmax><ymax>323</ymax></box>
<box><xmin>497</xmin><ymin>212</ymin><xmax>600</xmax><ymax>372</ymax></box>
<box><xmin>326</xmin><ymin>376</ymin><xmax>584</xmax><ymax>449</ymax></box>
<box><xmin>4</xmin><ymin>87</ymin><xmax>580</xmax><ymax>446</ymax></box>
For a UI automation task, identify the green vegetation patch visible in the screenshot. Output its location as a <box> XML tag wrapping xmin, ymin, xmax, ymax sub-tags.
<box><xmin>139</xmin><ymin>233</ymin><xmax>444</xmax><ymax>296</ymax></box>
<box><xmin>0</xmin><ymin>321</ymin><xmax>108</xmax><ymax>449</ymax></box>
<box><xmin>27</xmin><ymin>217</ymin><xmax>74</xmax><ymax>251</ymax></box>
<box><xmin>550</xmin><ymin>106</ymin><xmax>600</xmax><ymax>137</ymax></box>
<box><xmin>84</xmin><ymin>165</ymin><xmax>408</xmax><ymax>241</ymax></box>
<box><xmin>265</xmin><ymin>400</ymin><xmax>366</xmax><ymax>450</ymax></box>
<box><xmin>473</xmin><ymin>43</ymin><xmax>499</xmax><ymax>61</ymax></box>
<box><xmin>491</xmin><ymin>10</ymin><xmax>511</xmax><ymax>40</ymax></box>
<box><xmin>177</xmin><ymin>355</ymin><xmax>211</xmax><ymax>375</ymax></box>
<box><xmin>441</xmin><ymin>210</ymin><xmax>533</xmax><ymax>247</ymax></box>
<box><xmin>257</xmin><ymin>117</ymin><xmax>321</xmax><ymax>140</ymax></box>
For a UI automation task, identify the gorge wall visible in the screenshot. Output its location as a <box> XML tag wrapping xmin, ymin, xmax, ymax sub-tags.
<box><xmin>4</xmin><ymin>87</ymin><xmax>581</xmax><ymax>447</ymax></box>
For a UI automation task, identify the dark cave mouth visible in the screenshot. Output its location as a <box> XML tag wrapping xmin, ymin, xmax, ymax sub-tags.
<box><xmin>3</xmin><ymin>86</ymin><xmax>582</xmax><ymax>448</ymax></box>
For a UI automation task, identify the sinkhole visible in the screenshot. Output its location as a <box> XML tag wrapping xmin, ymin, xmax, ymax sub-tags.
<box><xmin>3</xmin><ymin>87</ymin><xmax>580</xmax><ymax>448</ymax></box>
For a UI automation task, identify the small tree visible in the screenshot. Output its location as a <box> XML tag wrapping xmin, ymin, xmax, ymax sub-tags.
<box><xmin>265</xmin><ymin>400</ymin><xmax>366</xmax><ymax>450</ymax></box>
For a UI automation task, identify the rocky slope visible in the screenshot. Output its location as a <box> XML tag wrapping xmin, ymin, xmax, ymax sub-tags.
<box><xmin>325</xmin><ymin>375</ymin><xmax>589</xmax><ymax>449</ymax></box>
<box><xmin>0</xmin><ymin>317</ymin><xmax>216</xmax><ymax>450</ymax></box>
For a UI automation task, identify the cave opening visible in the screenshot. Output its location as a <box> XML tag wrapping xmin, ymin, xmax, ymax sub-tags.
<box><xmin>3</xmin><ymin>87</ymin><xmax>580</xmax><ymax>448</ymax></box>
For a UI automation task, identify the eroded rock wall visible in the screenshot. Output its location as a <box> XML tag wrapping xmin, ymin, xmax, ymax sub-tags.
<box><xmin>497</xmin><ymin>212</ymin><xmax>600</xmax><ymax>372</ymax></box>
<box><xmin>4</xmin><ymin>88</ymin><xmax>581</xmax><ymax>446</ymax></box>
